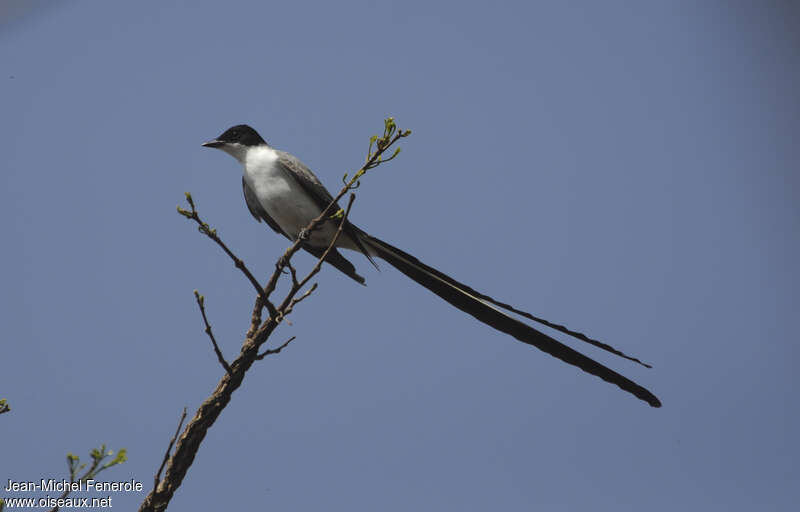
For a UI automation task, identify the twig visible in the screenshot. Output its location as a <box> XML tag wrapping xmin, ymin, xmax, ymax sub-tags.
<box><xmin>193</xmin><ymin>291</ymin><xmax>232</xmax><ymax>375</ymax></box>
<box><xmin>51</xmin><ymin>456</ymin><xmax>102</xmax><ymax>512</ymax></box>
<box><xmin>153</xmin><ymin>408</ymin><xmax>187</xmax><ymax>492</ymax></box>
<box><xmin>177</xmin><ymin>194</ymin><xmax>278</xmax><ymax>319</ymax></box>
<box><xmin>290</xmin><ymin>283</ymin><xmax>318</xmax><ymax>309</ymax></box>
<box><xmin>256</xmin><ymin>336</ymin><xmax>297</xmax><ymax>359</ymax></box>
<box><xmin>287</xmin><ymin>195</ymin><xmax>356</xmax><ymax>300</ymax></box>
<box><xmin>274</xmin><ymin>283</ymin><xmax>318</xmax><ymax>324</ymax></box>
<box><xmin>288</xmin><ymin>261</ymin><xmax>300</xmax><ymax>288</ymax></box>
<box><xmin>52</xmin><ymin>446</ymin><xmax>126</xmax><ymax>512</ymax></box>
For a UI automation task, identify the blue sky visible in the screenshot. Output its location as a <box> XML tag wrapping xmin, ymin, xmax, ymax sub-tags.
<box><xmin>1</xmin><ymin>1</ymin><xmax>798</xmax><ymax>510</ymax></box>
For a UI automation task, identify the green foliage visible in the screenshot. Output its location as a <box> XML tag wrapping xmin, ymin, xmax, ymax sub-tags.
<box><xmin>342</xmin><ymin>116</ymin><xmax>411</xmax><ymax>189</ymax></box>
<box><xmin>67</xmin><ymin>444</ymin><xmax>128</xmax><ymax>483</ymax></box>
<box><xmin>0</xmin><ymin>445</ymin><xmax>128</xmax><ymax>512</ymax></box>
<box><xmin>0</xmin><ymin>398</ymin><xmax>9</xmax><ymax>415</ymax></box>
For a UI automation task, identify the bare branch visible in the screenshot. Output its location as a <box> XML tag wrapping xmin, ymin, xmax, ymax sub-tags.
<box><xmin>153</xmin><ymin>408</ymin><xmax>187</xmax><ymax>492</ymax></box>
<box><xmin>289</xmin><ymin>283</ymin><xmax>318</xmax><ymax>309</ymax></box>
<box><xmin>193</xmin><ymin>291</ymin><xmax>232</xmax><ymax>375</ymax></box>
<box><xmin>256</xmin><ymin>336</ymin><xmax>297</xmax><ymax>359</ymax></box>
<box><xmin>177</xmin><ymin>194</ymin><xmax>276</xmax><ymax>317</ymax></box>
<box><xmin>288</xmin><ymin>261</ymin><xmax>300</xmax><ymax>288</ymax></box>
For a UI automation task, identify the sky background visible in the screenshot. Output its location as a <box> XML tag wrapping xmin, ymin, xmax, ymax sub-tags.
<box><xmin>1</xmin><ymin>1</ymin><xmax>798</xmax><ymax>510</ymax></box>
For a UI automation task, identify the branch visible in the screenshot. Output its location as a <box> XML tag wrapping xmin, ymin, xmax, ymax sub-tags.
<box><xmin>153</xmin><ymin>408</ymin><xmax>187</xmax><ymax>493</ymax></box>
<box><xmin>256</xmin><ymin>336</ymin><xmax>296</xmax><ymax>359</ymax></box>
<box><xmin>141</xmin><ymin>192</ymin><xmax>360</xmax><ymax>512</ymax></box>
<box><xmin>193</xmin><ymin>291</ymin><xmax>232</xmax><ymax>374</ymax></box>
<box><xmin>273</xmin><ymin>283</ymin><xmax>317</xmax><ymax>326</ymax></box>
<box><xmin>177</xmin><ymin>194</ymin><xmax>279</xmax><ymax>320</ymax></box>
<box><xmin>50</xmin><ymin>445</ymin><xmax>127</xmax><ymax>512</ymax></box>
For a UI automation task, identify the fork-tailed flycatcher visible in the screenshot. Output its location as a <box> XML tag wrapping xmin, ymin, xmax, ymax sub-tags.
<box><xmin>202</xmin><ymin>124</ymin><xmax>661</xmax><ymax>408</ymax></box>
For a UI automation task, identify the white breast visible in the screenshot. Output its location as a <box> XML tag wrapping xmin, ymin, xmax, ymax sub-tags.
<box><xmin>242</xmin><ymin>146</ymin><xmax>326</xmax><ymax>240</ymax></box>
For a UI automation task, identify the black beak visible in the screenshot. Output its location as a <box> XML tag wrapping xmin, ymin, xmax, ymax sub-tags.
<box><xmin>201</xmin><ymin>139</ymin><xmax>224</xmax><ymax>148</ymax></box>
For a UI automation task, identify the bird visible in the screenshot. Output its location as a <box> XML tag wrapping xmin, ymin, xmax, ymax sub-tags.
<box><xmin>202</xmin><ymin>124</ymin><xmax>661</xmax><ymax>408</ymax></box>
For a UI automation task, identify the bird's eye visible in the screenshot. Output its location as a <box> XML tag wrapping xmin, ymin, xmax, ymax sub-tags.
<box><xmin>230</xmin><ymin>130</ymin><xmax>239</xmax><ymax>139</ymax></box>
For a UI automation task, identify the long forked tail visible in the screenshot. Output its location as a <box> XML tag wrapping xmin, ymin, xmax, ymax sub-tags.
<box><xmin>360</xmin><ymin>234</ymin><xmax>661</xmax><ymax>408</ymax></box>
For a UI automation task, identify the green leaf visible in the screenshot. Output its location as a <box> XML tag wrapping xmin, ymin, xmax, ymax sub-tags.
<box><xmin>104</xmin><ymin>448</ymin><xmax>128</xmax><ymax>468</ymax></box>
<box><xmin>114</xmin><ymin>448</ymin><xmax>128</xmax><ymax>464</ymax></box>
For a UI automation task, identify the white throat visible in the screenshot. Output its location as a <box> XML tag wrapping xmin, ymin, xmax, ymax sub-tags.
<box><xmin>219</xmin><ymin>142</ymin><xmax>250</xmax><ymax>163</ymax></box>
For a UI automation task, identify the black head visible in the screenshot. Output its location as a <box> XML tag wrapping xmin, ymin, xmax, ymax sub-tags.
<box><xmin>202</xmin><ymin>124</ymin><xmax>267</xmax><ymax>148</ymax></box>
